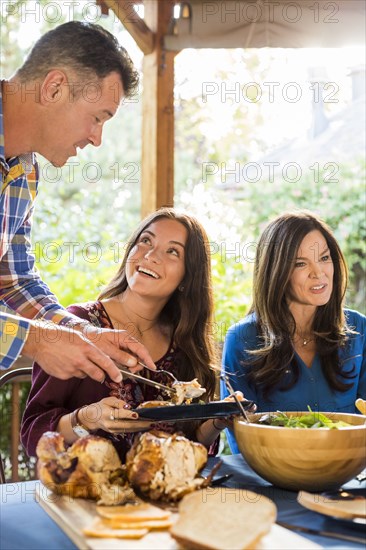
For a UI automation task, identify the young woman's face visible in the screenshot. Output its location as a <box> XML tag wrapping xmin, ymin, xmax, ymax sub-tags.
<box><xmin>126</xmin><ymin>218</ymin><xmax>187</xmax><ymax>300</ymax></box>
<box><xmin>286</xmin><ymin>229</ymin><xmax>334</xmax><ymax>308</ymax></box>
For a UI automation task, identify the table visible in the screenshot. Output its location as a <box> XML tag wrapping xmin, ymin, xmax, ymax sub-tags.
<box><xmin>0</xmin><ymin>454</ymin><xmax>365</xmax><ymax>550</ymax></box>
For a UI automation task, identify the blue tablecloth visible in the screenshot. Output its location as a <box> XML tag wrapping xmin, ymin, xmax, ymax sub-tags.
<box><xmin>0</xmin><ymin>480</ymin><xmax>75</xmax><ymax>549</ymax></box>
<box><xmin>203</xmin><ymin>454</ymin><xmax>366</xmax><ymax>550</ymax></box>
<box><xmin>0</xmin><ymin>454</ymin><xmax>365</xmax><ymax>549</ymax></box>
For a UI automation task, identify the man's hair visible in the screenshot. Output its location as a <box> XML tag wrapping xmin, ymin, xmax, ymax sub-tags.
<box><xmin>16</xmin><ymin>21</ymin><xmax>139</xmax><ymax>97</ymax></box>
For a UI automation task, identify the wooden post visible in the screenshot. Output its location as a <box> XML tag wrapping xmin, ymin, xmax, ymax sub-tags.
<box><xmin>141</xmin><ymin>0</ymin><xmax>177</xmax><ymax>217</ymax></box>
<box><xmin>100</xmin><ymin>0</ymin><xmax>178</xmax><ymax>217</ymax></box>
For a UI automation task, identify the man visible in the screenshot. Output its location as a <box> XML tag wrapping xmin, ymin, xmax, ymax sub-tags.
<box><xmin>0</xmin><ymin>21</ymin><xmax>155</xmax><ymax>382</ymax></box>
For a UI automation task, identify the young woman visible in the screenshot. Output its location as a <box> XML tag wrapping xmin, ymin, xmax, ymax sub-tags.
<box><xmin>221</xmin><ymin>210</ymin><xmax>366</xmax><ymax>453</ymax></box>
<box><xmin>22</xmin><ymin>208</ymin><xmax>226</xmax><ymax>460</ymax></box>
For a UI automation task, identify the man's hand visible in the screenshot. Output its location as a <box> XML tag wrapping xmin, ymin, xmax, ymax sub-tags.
<box><xmin>81</xmin><ymin>325</ymin><xmax>156</xmax><ymax>374</ymax></box>
<box><xmin>22</xmin><ymin>321</ymin><xmax>156</xmax><ymax>383</ymax></box>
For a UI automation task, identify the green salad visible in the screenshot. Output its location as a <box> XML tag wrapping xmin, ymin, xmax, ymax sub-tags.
<box><xmin>257</xmin><ymin>407</ymin><xmax>352</xmax><ymax>429</ymax></box>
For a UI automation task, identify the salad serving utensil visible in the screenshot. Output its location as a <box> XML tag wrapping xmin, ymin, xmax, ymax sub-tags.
<box><xmin>221</xmin><ymin>373</ymin><xmax>251</xmax><ymax>423</ymax></box>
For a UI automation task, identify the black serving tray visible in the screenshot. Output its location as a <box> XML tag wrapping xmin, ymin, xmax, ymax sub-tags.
<box><xmin>134</xmin><ymin>400</ymin><xmax>254</xmax><ymax>422</ymax></box>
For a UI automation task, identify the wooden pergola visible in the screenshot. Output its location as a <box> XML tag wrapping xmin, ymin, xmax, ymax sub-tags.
<box><xmin>97</xmin><ymin>1</ymin><xmax>364</xmax><ymax>218</ymax></box>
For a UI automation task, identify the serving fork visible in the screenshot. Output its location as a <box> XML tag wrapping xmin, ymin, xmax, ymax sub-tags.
<box><xmin>138</xmin><ymin>361</ymin><xmax>179</xmax><ymax>384</ymax></box>
<box><xmin>117</xmin><ymin>364</ymin><xmax>176</xmax><ymax>396</ymax></box>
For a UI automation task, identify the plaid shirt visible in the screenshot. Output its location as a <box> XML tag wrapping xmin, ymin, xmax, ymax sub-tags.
<box><xmin>0</xmin><ymin>81</ymin><xmax>82</xmax><ymax>369</ymax></box>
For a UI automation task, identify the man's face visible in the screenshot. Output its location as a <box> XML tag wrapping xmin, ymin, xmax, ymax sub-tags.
<box><xmin>39</xmin><ymin>71</ymin><xmax>124</xmax><ymax>167</ymax></box>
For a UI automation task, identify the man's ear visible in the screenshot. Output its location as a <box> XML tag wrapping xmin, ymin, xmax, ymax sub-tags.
<box><xmin>40</xmin><ymin>70</ymin><xmax>68</xmax><ymax>105</ymax></box>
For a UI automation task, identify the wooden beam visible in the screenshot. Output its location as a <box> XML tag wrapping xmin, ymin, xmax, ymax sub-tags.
<box><xmin>102</xmin><ymin>1</ymin><xmax>155</xmax><ymax>54</ymax></box>
<box><xmin>141</xmin><ymin>0</ymin><xmax>177</xmax><ymax>217</ymax></box>
<box><xmin>95</xmin><ymin>0</ymin><xmax>109</xmax><ymax>16</ymax></box>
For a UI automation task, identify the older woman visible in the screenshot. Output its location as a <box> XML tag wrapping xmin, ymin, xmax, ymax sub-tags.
<box><xmin>22</xmin><ymin>208</ymin><xmax>223</xmax><ymax>460</ymax></box>
<box><xmin>221</xmin><ymin>210</ymin><xmax>365</xmax><ymax>453</ymax></box>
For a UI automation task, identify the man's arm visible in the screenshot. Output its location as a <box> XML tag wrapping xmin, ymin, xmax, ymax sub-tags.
<box><xmin>1</xmin><ymin>175</ymin><xmax>156</xmax><ymax>377</ymax></box>
<box><xmin>0</xmin><ymin>189</ymin><xmax>85</xmax><ymax>325</ymax></box>
<box><xmin>1</xmin><ymin>156</ymin><xmax>86</xmax><ymax>329</ymax></box>
<box><xmin>1</xmin><ymin>311</ymin><xmax>156</xmax><ymax>382</ymax></box>
<box><xmin>0</xmin><ymin>225</ymin><xmax>156</xmax><ymax>378</ymax></box>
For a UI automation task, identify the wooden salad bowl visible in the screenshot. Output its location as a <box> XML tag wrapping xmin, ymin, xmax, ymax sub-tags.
<box><xmin>234</xmin><ymin>411</ymin><xmax>366</xmax><ymax>492</ymax></box>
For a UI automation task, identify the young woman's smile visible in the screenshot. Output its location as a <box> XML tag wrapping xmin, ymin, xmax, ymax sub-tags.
<box><xmin>126</xmin><ymin>218</ymin><xmax>187</xmax><ymax>299</ymax></box>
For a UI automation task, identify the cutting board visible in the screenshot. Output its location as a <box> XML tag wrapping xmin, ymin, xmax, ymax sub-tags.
<box><xmin>35</xmin><ymin>484</ymin><xmax>321</xmax><ymax>550</ymax></box>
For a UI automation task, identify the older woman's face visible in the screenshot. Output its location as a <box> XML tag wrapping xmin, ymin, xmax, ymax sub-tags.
<box><xmin>286</xmin><ymin>230</ymin><xmax>334</xmax><ymax>308</ymax></box>
<box><xmin>126</xmin><ymin>218</ymin><xmax>187</xmax><ymax>300</ymax></box>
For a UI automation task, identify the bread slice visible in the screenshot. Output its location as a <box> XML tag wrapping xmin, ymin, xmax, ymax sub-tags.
<box><xmin>83</xmin><ymin>518</ymin><xmax>148</xmax><ymax>539</ymax></box>
<box><xmin>99</xmin><ymin>517</ymin><xmax>173</xmax><ymax>530</ymax></box>
<box><xmin>96</xmin><ymin>502</ymin><xmax>171</xmax><ymax>522</ymax></box>
<box><xmin>170</xmin><ymin>489</ymin><xmax>276</xmax><ymax>549</ymax></box>
<box><xmin>84</xmin><ymin>502</ymin><xmax>173</xmax><ymax>539</ymax></box>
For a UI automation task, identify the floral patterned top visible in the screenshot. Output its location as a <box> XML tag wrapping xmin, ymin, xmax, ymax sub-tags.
<box><xmin>21</xmin><ymin>301</ymin><xmax>218</xmax><ymax>461</ymax></box>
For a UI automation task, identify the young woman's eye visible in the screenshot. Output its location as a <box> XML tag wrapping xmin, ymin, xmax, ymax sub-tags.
<box><xmin>167</xmin><ymin>247</ymin><xmax>179</xmax><ymax>257</ymax></box>
<box><xmin>139</xmin><ymin>236</ymin><xmax>151</xmax><ymax>245</ymax></box>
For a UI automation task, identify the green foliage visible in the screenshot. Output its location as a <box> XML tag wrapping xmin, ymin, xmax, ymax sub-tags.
<box><xmin>211</xmin><ymin>252</ymin><xmax>252</xmax><ymax>341</ymax></box>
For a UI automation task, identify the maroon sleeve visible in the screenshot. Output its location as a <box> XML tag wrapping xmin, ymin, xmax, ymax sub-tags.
<box><xmin>66</xmin><ymin>304</ymin><xmax>97</xmax><ymax>323</ymax></box>
<box><xmin>20</xmin><ymin>364</ymin><xmax>83</xmax><ymax>457</ymax></box>
<box><xmin>20</xmin><ymin>303</ymin><xmax>106</xmax><ymax>457</ymax></box>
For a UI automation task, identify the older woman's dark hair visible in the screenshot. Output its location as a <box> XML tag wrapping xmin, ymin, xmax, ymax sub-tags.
<box><xmin>247</xmin><ymin>210</ymin><xmax>354</xmax><ymax>398</ymax></box>
<box><xmin>16</xmin><ymin>21</ymin><xmax>139</xmax><ymax>97</ymax></box>
<box><xmin>99</xmin><ymin>208</ymin><xmax>217</xmax><ymax>399</ymax></box>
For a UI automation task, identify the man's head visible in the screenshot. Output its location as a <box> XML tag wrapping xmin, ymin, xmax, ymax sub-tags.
<box><xmin>9</xmin><ymin>22</ymin><xmax>139</xmax><ymax>166</ymax></box>
<box><xmin>16</xmin><ymin>21</ymin><xmax>139</xmax><ymax>99</ymax></box>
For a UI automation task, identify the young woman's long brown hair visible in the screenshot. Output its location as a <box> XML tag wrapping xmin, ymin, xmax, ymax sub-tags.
<box><xmin>247</xmin><ymin>210</ymin><xmax>355</xmax><ymax>399</ymax></box>
<box><xmin>99</xmin><ymin>208</ymin><xmax>217</xmax><ymax>399</ymax></box>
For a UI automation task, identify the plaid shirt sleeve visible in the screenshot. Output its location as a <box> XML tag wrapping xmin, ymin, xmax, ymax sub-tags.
<box><xmin>0</xmin><ymin>162</ymin><xmax>87</xmax><ymax>368</ymax></box>
<box><xmin>0</xmin><ymin>93</ymin><xmax>87</xmax><ymax>369</ymax></box>
<box><xmin>0</xmin><ymin>160</ymin><xmax>74</xmax><ymax>321</ymax></box>
<box><xmin>0</xmin><ymin>311</ymin><xmax>30</xmax><ymax>369</ymax></box>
